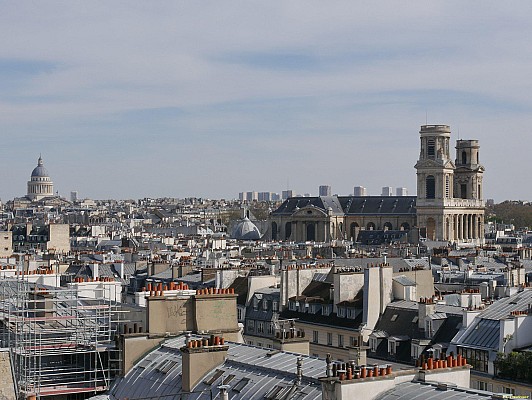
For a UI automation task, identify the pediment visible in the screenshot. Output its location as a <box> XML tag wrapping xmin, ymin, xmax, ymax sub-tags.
<box><xmin>415</xmin><ymin>159</ymin><xmax>455</xmax><ymax>169</ymax></box>
<box><xmin>292</xmin><ymin>206</ymin><xmax>328</xmax><ymax>218</ymax></box>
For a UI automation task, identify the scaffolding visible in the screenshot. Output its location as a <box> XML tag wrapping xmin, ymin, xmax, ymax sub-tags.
<box><xmin>0</xmin><ymin>276</ymin><xmax>121</xmax><ymax>399</ymax></box>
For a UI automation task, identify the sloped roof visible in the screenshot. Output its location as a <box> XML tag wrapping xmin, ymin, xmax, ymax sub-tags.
<box><xmin>375</xmin><ymin>380</ymin><xmax>492</xmax><ymax>400</ymax></box>
<box><xmin>106</xmin><ymin>335</ymin><xmax>325</xmax><ymax>400</ymax></box>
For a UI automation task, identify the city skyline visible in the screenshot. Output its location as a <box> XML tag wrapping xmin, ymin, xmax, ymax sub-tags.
<box><xmin>2</xmin><ymin>2</ymin><xmax>532</xmax><ymax>202</ymax></box>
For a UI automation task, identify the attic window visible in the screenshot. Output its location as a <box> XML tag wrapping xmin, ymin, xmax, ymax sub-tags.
<box><xmin>204</xmin><ymin>369</ymin><xmax>225</xmax><ymax>385</ymax></box>
<box><xmin>233</xmin><ymin>377</ymin><xmax>250</xmax><ymax>393</ymax></box>
<box><xmin>391</xmin><ymin>314</ymin><xmax>399</xmax><ymax>322</ymax></box>
<box><xmin>412</xmin><ymin>316</ymin><xmax>419</xmax><ymax>323</ymax></box>
<box><xmin>265</xmin><ymin>385</ymin><xmax>286</xmax><ymax>399</ymax></box>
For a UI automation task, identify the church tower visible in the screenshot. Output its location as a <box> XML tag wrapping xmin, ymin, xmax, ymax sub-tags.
<box><xmin>27</xmin><ymin>156</ymin><xmax>54</xmax><ymax>201</ymax></box>
<box><xmin>415</xmin><ymin>125</ymin><xmax>485</xmax><ymax>245</ymax></box>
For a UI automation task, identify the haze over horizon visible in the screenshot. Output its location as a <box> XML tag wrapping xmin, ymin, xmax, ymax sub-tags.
<box><xmin>2</xmin><ymin>2</ymin><xmax>532</xmax><ymax>202</ymax></box>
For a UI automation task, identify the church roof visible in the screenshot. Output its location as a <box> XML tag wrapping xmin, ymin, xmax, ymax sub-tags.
<box><xmin>231</xmin><ymin>217</ymin><xmax>261</xmax><ymax>240</ymax></box>
<box><xmin>31</xmin><ymin>156</ymin><xmax>50</xmax><ymax>178</ymax></box>
<box><xmin>272</xmin><ymin>196</ymin><xmax>417</xmax><ymax>216</ymax></box>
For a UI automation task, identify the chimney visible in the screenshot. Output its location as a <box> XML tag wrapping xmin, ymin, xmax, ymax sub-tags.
<box><xmin>418</xmin><ymin>297</ymin><xmax>436</xmax><ymax>329</ymax></box>
<box><xmin>181</xmin><ymin>335</ymin><xmax>228</xmax><ymax>393</ymax></box>
<box><xmin>218</xmin><ymin>384</ymin><xmax>230</xmax><ymax>400</ymax></box>
<box><xmin>90</xmin><ymin>263</ymin><xmax>99</xmax><ymax>279</ymax></box>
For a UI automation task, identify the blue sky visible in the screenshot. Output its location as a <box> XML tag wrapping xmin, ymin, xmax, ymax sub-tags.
<box><xmin>1</xmin><ymin>1</ymin><xmax>532</xmax><ymax>201</ymax></box>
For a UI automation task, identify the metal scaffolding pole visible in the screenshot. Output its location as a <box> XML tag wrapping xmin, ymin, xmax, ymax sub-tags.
<box><xmin>0</xmin><ymin>274</ymin><xmax>122</xmax><ymax>399</ymax></box>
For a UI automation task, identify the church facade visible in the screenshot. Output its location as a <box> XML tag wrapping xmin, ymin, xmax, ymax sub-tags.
<box><xmin>269</xmin><ymin>124</ymin><xmax>485</xmax><ymax>245</ymax></box>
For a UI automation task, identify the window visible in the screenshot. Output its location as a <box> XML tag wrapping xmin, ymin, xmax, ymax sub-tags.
<box><xmin>285</xmin><ymin>222</ymin><xmax>292</xmax><ymax>239</ymax></box>
<box><xmin>390</xmin><ymin>314</ymin><xmax>398</xmax><ymax>322</ymax></box>
<box><xmin>461</xmin><ymin>184</ymin><xmax>467</xmax><ymax>199</ymax></box>
<box><xmin>327</xmin><ymin>332</ymin><xmax>333</xmax><ymax>346</ymax></box>
<box><xmin>257</xmin><ymin>342</ymin><xmax>263</xmax><ymax>347</ymax></box>
<box><xmin>350</xmin><ymin>336</ymin><xmax>358</xmax><ymax>347</ymax></box>
<box><xmin>347</xmin><ymin>308</ymin><xmax>356</xmax><ymax>319</ymax></box>
<box><xmin>338</xmin><ymin>335</ymin><xmax>344</xmax><ymax>347</ymax></box>
<box><xmin>268</xmin><ymin>324</ymin><xmax>274</xmax><ymax>335</ymax></box>
<box><xmin>322</xmin><ymin>305</ymin><xmax>332</xmax><ymax>316</ymax></box>
<box><xmin>389</xmin><ymin>341</ymin><xmax>396</xmax><ymax>355</ymax></box>
<box><xmin>462</xmin><ymin>151</ymin><xmax>467</xmax><ymax>165</ymax></box>
<box><xmin>313</xmin><ymin>330</ymin><xmax>319</xmax><ymax>343</ymax></box>
<box><xmin>445</xmin><ymin>175</ymin><xmax>451</xmax><ymax>198</ymax></box>
<box><xmin>427</xmin><ymin>139</ymin><xmax>435</xmax><ymax>158</ymax></box>
<box><xmin>237</xmin><ymin>307</ymin><xmax>243</xmax><ymax>321</ymax></box>
<box><xmin>272</xmin><ymin>301</ymin><xmax>279</xmax><ymax>312</ymax></box>
<box><xmin>457</xmin><ymin>347</ymin><xmax>489</xmax><ymax>372</ymax></box>
<box><xmin>258</xmin><ymin>322</ymin><xmax>264</xmax><ymax>333</ymax></box>
<box><xmin>370</xmin><ymin>338</ymin><xmax>377</xmax><ymax>352</ymax></box>
<box><xmin>337</xmin><ymin>307</ymin><xmax>346</xmax><ymax>317</ymax></box>
<box><xmin>426</xmin><ymin>176</ymin><xmax>435</xmax><ymax>199</ymax></box>
<box><xmin>247</xmin><ymin>320</ymin><xmax>255</xmax><ymax>332</ymax></box>
<box><xmin>263</xmin><ymin>300</ymin><xmax>269</xmax><ymax>311</ymax></box>
<box><xmin>253</xmin><ymin>298</ymin><xmax>259</xmax><ymax>311</ymax></box>
<box><xmin>289</xmin><ymin>301</ymin><xmax>297</xmax><ymax>311</ymax></box>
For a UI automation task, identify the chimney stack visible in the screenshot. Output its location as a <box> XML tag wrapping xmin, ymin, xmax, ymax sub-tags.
<box><xmin>180</xmin><ymin>336</ymin><xmax>228</xmax><ymax>393</ymax></box>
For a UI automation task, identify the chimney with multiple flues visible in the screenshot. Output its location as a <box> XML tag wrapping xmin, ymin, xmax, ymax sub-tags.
<box><xmin>180</xmin><ymin>333</ymin><xmax>229</xmax><ymax>393</ymax></box>
<box><xmin>320</xmin><ymin>352</ymin><xmax>472</xmax><ymax>400</ymax></box>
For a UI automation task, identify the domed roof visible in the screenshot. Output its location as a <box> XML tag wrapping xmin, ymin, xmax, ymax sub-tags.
<box><xmin>231</xmin><ymin>217</ymin><xmax>261</xmax><ymax>240</ymax></box>
<box><xmin>31</xmin><ymin>156</ymin><xmax>49</xmax><ymax>177</ymax></box>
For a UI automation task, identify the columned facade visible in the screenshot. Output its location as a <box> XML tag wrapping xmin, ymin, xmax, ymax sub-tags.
<box><xmin>27</xmin><ymin>156</ymin><xmax>54</xmax><ymax>201</ymax></box>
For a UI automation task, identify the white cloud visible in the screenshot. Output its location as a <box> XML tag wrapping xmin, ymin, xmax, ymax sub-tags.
<box><xmin>1</xmin><ymin>1</ymin><xmax>531</xmax><ymax>200</ymax></box>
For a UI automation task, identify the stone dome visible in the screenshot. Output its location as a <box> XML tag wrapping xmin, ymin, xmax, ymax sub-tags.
<box><xmin>31</xmin><ymin>157</ymin><xmax>50</xmax><ymax>178</ymax></box>
<box><xmin>27</xmin><ymin>156</ymin><xmax>54</xmax><ymax>201</ymax></box>
<box><xmin>231</xmin><ymin>217</ymin><xmax>261</xmax><ymax>240</ymax></box>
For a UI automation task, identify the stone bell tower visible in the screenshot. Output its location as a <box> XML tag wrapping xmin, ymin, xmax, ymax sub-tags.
<box><xmin>415</xmin><ymin>125</ymin><xmax>485</xmax><ymax>245</ymax></box>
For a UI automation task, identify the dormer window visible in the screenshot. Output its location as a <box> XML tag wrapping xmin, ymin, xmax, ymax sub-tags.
<box><xmin>289</xmin><ymin>301</ymin><xmax>298</xmax><ymax>311</ymax></box>
<box><xmin>322</xmin><ymin>304</ymin><xmax>332</xmax><ymax>316</ymax></box>
<box><xmin>337</xmin><ymin>307</ymin><xmax>346</xmax><ymax>318</ymax></box>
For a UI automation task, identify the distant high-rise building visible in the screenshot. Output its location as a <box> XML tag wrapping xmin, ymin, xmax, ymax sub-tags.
<box><xmin>282</xmin><ymin>190</ymin><xmax>293</xmax><ymax>200</ymax></box>
<box><xmin>381</xmin><ymin>187</ymin><xmax>393</xmax><ymax>196</ymax></box>
<box><xmin>396</xmin><ymin>187</ymin><xmax>408</xmax><ymax>196</ymax></box>
<box><xmin>353</xmin><ymin>186</ymin><xmax>367</xmax><ymax>196</ymax></box>
<box><xmin>258</xmin><ymin>192</ymin><xmax>272</xmax><ymax>201</ymax></box>
<box><xmin>70</xmin><ymin>191</ymin><xmax>78</xmax><ymax>202</ymax></box>
<box><xmin>319</xmin><ymin>185</ymin><xmax>331</xmax><ymax>197</ymax></box>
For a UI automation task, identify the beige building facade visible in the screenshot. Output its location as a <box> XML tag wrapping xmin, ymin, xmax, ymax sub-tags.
<box><xmin>270</xmin><ymin>124</ymin><xmax>485</xmax><ymax>246</ymax></box>
<box><xmin>415</xmin><ymin>125</ymin><xmax>485</xmax><ymax>244</ymax></box>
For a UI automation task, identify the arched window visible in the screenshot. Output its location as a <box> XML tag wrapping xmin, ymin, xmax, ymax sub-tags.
<box><xmin>350</xmin><ymin>222</ymin><xmax>359</xmax><ymax>241</ymax></box>
<box><xmin>366</xmin><ymin>222</ymin><xmax>376</xmax><ymax>231</ymax></box>
<box><xmin>400</xmin><ymin>222</ymin><xmax>410</xmax><ymax>231</ymax></box>
<box><xmin>285</xmin><ymin>222</ymin><xmax>292</xmax><ymax>240</ymax></box>
<box><xmin>383</xmin><ymin>222</ymin><xmax>393</xmax><ymax>231</ymax></box>
<box><xmin>306</xmin><ymin>223</ymin><xmax>315</xmax><ymax>241</ymax></box>
<box><xmin>426</xmin><ymin>175</ymin><xmax>435</xmax><ymax>199</ymax></box>
<box><xmin>461</xmin><ymin>151</ymin><xmax>467</xmax><ymax>165</ymax></box>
